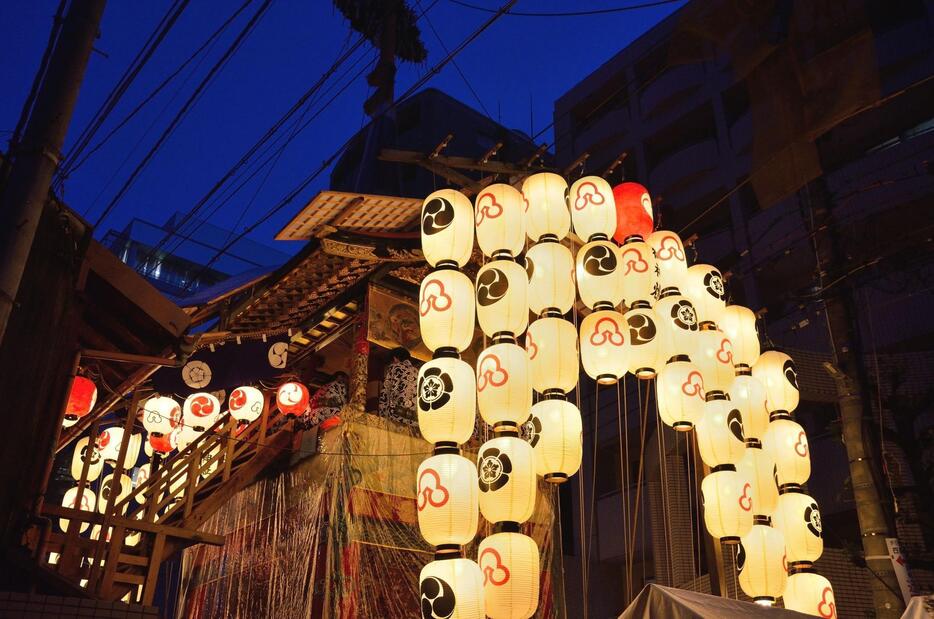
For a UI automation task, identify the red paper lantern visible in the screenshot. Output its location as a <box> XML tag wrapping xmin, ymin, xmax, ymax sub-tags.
<box><xmin>612</xmin><ymin>182</ymin><xmax>654</xmax><ymax>243</ymax></box>
<box><xmin>149</xmin><ymin>431</ymin><xmax>177</xmax><ymax>454</ymax></box>
<box><xmin>65</xmin><ymin>376</ymin><xmax>97</xmax><ymax>421</ymax></box>
<box><xmin>276</xmin><ymin>382</ymin><xmax>309</xmax><ymax>417</ymax></box>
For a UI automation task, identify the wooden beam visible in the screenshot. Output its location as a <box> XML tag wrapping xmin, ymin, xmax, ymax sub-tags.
<box><xmin>429</xmin><ymin>133</ymin><xmax>453</xmax><ymax>159</ymax></box>
<box><xmin>79</xmin><ymin>349</ymin><xmax>180</xmax><ymax>366</ymax></box>
<box><xmin>141</xmin><ymin>533</ymin><xmax>164</xmax><ymax>606</ymax></box>
<box><xmin>602</xmin><ymin>151</ymin><xmax>628</xmax><ymax>178</ymax></box>
<box><xmin>380</xmin><ymin>148</ymin><xmax>530</xmax><ymax>176</ymax></box>
<box><xmin>479</xmin><ymin>141</ymin><xmax>503</xmax><ymax>164</ymax></box>
<box><xmin>563</xmin><ymin>152</ymin><xmax>590</xmax><ymax>178</ymax></box>
<box><xmin>41</xmin><ymin>505</ymin><xmax>225</xmax><ymax>546</ymax></box>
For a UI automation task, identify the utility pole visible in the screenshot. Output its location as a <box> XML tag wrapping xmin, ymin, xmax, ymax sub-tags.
<box><xmin>0</xmin><ymin>0</ymin><xmax>107</xmax><ymax>345</ymax></box>
<box><xmin>805</xmin><ymin>180</ymin><xmax>906</xmax><ymax>617</ymax></box>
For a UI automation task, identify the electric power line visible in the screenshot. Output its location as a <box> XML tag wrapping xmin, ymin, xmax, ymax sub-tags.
<box><xmin>448</xmin><ymin>0</ymin><xmax>684</xmax><ymax>18</ymax></box>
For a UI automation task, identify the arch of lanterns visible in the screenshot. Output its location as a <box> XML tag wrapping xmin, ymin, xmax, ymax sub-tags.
<box><xmin>414</xmin><ymin>174</ymin><xmax>837</xmax><ymax>618</ymax></box>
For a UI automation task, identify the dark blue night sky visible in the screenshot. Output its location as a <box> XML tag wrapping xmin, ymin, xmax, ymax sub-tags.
<box><xmin>1</xmin><ymin>1</ymin><xmax>682</xmax><ymax>260</ymax></box>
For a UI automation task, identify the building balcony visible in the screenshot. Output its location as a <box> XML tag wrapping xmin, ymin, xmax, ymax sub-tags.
<box><xmin>639</xmin><ymin>64</ymin><xmax>707</xmax><ymax>126</ymax></box>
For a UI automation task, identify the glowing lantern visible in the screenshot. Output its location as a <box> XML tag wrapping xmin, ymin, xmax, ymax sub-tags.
<box><xmin>420</xmin><ymin>269</ymin><xmax>476</xmax><ymax>352</ymax></box>
<box><xmin>730</xmin><ymin>371</ymin><xmax>769</xmax><ymax>441</ymax></box>
<box><xmin>719</xmin><ymin>305</ymin><xmax>760</xmax><ymax>369</ymax></box>
<box><xmin>569</xmin><ymin>175</ymin><xmax>615</xmax><ymax>242</ymax></box>
<box><xmin>95</xmin><ymin>427</ymin><xmax>126</xmax><ymax>464</ymax></box>
<box><xmin>120</xmin><ymin>433</ymin><xmax>142</xmax><ymax>470</ymax></box>
<box><xmin>656</xmin><ymin>356</ymin><xmax>705</xmax><ymax>431</ymax></box>
<box><xmin>98</xmin><ymin>472</ymin><xmax>132</xmax><ymax>514</ymax></box>
<box><xmin>683</xmin><ymin>264</ymin><xmax>727</xmax><ymax>325</ymax></box>
<box><xmin>183</xmin><ymin>392</ymin><xmax>220</xmax><ymax>432</ymax></box>
<box><xmin>753</xmin><ymin>350</ymin><xmax>800</xmax><ymax>415</ymax></box>
<box><xmin>418</xmin><ymin>356</ymin><xmax>477</xmax><ymax>445</ymax></box>
<box><xmin>525</xmin><ymin>241</ymin><xmax>575</xmax><ymax>316</ymax></box>
<box><xmin>133</xmin><ymin>463</ymin><xmax>151</xmax><ymax>504</ymax></box>
<box><xmin>526</xmin><ymin>398</ymin><xmax>582</xmax><ymax>482</ymax></box>
<box><xmin>148</xmin><ymin>430</ymin><xmax>177</xmax><ymax>454</ymax></box>
<box><xmin>276</xmin><ymin>382</ymin><xmax>309</xmax><ymax>417</ymax></box>
<box><xmin>647</xmin><ymin>230</ymin><xmax>688</xmax><ymax>291</ymax></box>
<box><xmin>526</xmin><ymin>317</ymin><xmax>578</xmax><ymax>395</ymax></box>
<box><xmin>142</xmin><ymin>396</ymin><xmax>181</xmax><ymax>436</ymax></box>
<box><xmin>421</xmin><ymin>189</ymin><xmax>474</xmax><ymax>268</ymax></box>
<box><xmin>475</xmin><ymin>183</ymin><xmax>526</xmax><ymax>259</ymax></box>
<box><xmin>612</xmin><ymin>182</ymin><xmax>654</xmax><ymax>243</ymax></box>
<box><xmin>478</xmin><ymin>532</ymin><xmax>540</xmax><ymax>619</ymax></box>
<box><xmin>618</xmin><ymin>236</ymin><xmax>658</xmax><ymax>306</ymax></box>
<box><xmin>737</xmin><ymin>445</ymin><xmax>779</xmax><ymax>517</ymax></box>
<box><xmin>476</xmin><ymin>343</ymin><xmax>531</xmax><ymax>429</ymax></box>
<box><xmin>228</xmin><ymin>386</ymin><xmax>264</xmax><ymax>423</ymax></box>
<box><xmin>576</xmin><ymin>240</ymin><xmax>623</xmax><ymax>309</ymax></box>
<box><xmin>783</xmin><ymin>571</ymin><xmax>837</xmax><ymax>618</ymax></box>
<box><xmin>60</xmin><ymin>486</ymin><xmax>96</xmax><ymax>533</ymax></box>
<box><xmin>762</xmin><ymin>416</ymin><xmax>811</xmax><ymax>487</ymax></box>
<box><xmin>417</xmin><ymin>451</ymin><xmax>479</xmax><ymax>548</ymax></box>
<box><xmin>419</xmin><ymin>558</ymin><xmax>484</xmax><ymax>619</ymax></box>
<box><xmin>476</xmin><ymin>260</ymin><xmax>528</xmax><ymax>338</ymax></box>
<box><xmin>695</xmin><ymin>325</ymin><xmax>735</xmax><ymax>393</ymax></box>
<box><xmin>199</xmin><ymin>443</ymin><xmax>222</xmax><ymax>479</ymax></box>
<box><xmin>71</xmin><ymin>436</ymin><xmax>103</xmax><ymax>482</ymax></box>
<box><xmin>64</xmin><ymin>376</ymin><xmax>97</xmax><ymax>425</ymax></box>
<box><xmin>653</xmin><ymin>288</ymin><xmax>699</xmax><ymax>364</ymax></box>
<box><xmin>696</xmin><ymin>393</ymin><xmax>746</xmax><ymax>467</ymax></box>
<box><xmin>623</xmin><ymin>302</ymin><xmax>661</xmax><ymax>378</ymax></box>
<box><xmin>477</xmin><ymin>435</ymin><xmax>536</xmax><ymax>525</ymax></box>
<box><xmin>771</xmin><ymin>490</ymin><xmax>823</xmax><ymax>566</ymax></box>
<box><xmin>579</xmin><ymin>309</ymin><xmax>629</xmax><ymax>384</ymax></box>
<box><xmin>176</xmin><ymin>424</ymin><xmax>200</xmax><ymax>451</ymax></box>
<box><xmin>522</xmin><ymin>172</ymin><xmax>570</xmax><ymax>242</ymax></box>
<box><xmin>737</xmin><ymin>524</ymin><xmax>788</xmax><ymax>605</ymax></box>
<box><xmin>701</xmin><ymin>467</ymin><xmax>754</xmax><ymax>543</ymax></box>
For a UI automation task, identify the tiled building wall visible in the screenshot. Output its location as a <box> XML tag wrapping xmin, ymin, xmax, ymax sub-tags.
<box><xmin>0</xmin><ymin>593</ymin><xmax>158</xmax><ymax>619</ymax></box>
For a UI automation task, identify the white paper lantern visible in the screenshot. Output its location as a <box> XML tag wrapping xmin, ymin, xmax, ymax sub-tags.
<box><xmin>420</xmin><ymin>269</ymin><xmax>476</xmax><ymax>353</ymax></box>
<box><xmin>60</xmin><ymin>486</ymin><xmax>96</xmax><ymax>533</ymax></box>
<box><xmin>623</xmin><ymin>302</ymin><xmax>661</xmax><ymax>378</ymax></box>
<box><xmin>525</xmin><ymin>241</ymin><xmax>575</xmax><ymax>316</ymax></box>
<box><xmin>753</xmin><ymin>350</ymin><xmax>800</xmax><ymax>415</ymax></box>
<box><xmin>579</xmin><ymin>309</ymin><xmax>629</xmax><ymax>384</ymax></box>
<box><xmin>417</xmin><ymin>452</ymin><xmax>479</xmax><ymax>548</ymax></box>
<box><xmin>683</xmin><ymin>264</ymin><xmax>727</xmax><ymax>325</ymax></box>
<box><xmin>656</xmin><ymin>356</ymin><xmax>705</xmax><ymax>431</ymax></box>
<box><xmin>526</xmin><ymin>398</ymin><xmax>582</xmax><ymax>482</ymax></box>
<box><xmin>199</xmin><ymin>443</ymin><xmax>222</xmax><ymax>480</ymax></box>
<box><xmin>719</xmin><ymin>305</ymin><xmax>760</xmax><ymax>369</ymax></box>
<box><xmin>702</xmin><ymin>467</ymin><xmax>754</xmax><ymax>543</ymax></box>
<box><xmin>478</xmin><ymin>532</ymin><xmax>540</xmax><ymax>619</ymax></box>
<box><xmin>783</xmin><ymin>571</ymin><xmax>837</xmax><ymax>617</ymax></box>
<box><xmin>653</xmin><ymin>288</ymin><xmax>699</xmax><ymax>364</ymax></box>
<box><xmin>522</xmin><ymin>172</ymin><xmax>569</xmax><ymax>243</ymax></box>
<box><xmin>422</xmin><ymin>189</ymin><xmax>475</xmax><ymax>268</ymax></box>
<box><xmin>475</xmin><ymin>183</ymin><xmax>526</xmax><ymax>259</ymax></box>
<box><xmin>695</xmin><ymin>325</ymin><xmax>736</xmax><ymax>393</ymax></box>
<box><xmin>228</xmin><ymin>386</ymin><xmax>264</xmax><ymax>423</ymax></box>
<box><xmin>569</xmin><ymin>175</ymin><xmax>615</xmax><ymax>242</ymax></box>
<box><xmin>696</xmin><ymin>393</ymin><xmax>746</xmax><ymax>467</ymax></box>
<box><xmin>418</xmin><ymin>356</ymin><xmax>477</xmax><ymax>445</ymax></box>
<box><xmin>183</xmin><ymin>392</ymin><xmax>221</xmax><ymax>432</ymax></box>
<box><xmin>176</xmin><ymin>424</ymin><xmax>201</xmax><ymax>452</ymax></box>
<box><xmin>762</xmin><ymin>417</ymin><xmax>811</xmax><ymax>487</ymax></box>
<box><xmin>576</xmin><ymin>239</ymin><xmax>623</xmax><ymax>309</ymax></box>
<box><xmin>477</xmin><ymin>436</ymin><xmax>536</xmax><ymax>525</ymax></box>
<box><xmin>419</xmin><ymin>558</ymin><xmax>485</xmax><ymax>619</ymax></box>
<box><xmin>647</xmin><ymin>230</ymin><xmax>688</xmax><ymax>291</ymax></box>
<box><xmin>737</xmin><ymin>445</ymin><xmax>779</xmax><ymax>517</ymax></box>
<box><xmin>526</xmin><ymin>317</ymin><xmax>578</xmax><ymax>395</ymax></box>
<box><xmin>771</xmin><ymin>491</ymin><xmax>823</xmax><ymax>565</ymax></box>
<box><xmin>120</xmin><ymin>433</ymin><xmax>142</xmax><ymax>471</ymax></box>
<box><xmin>71</xmin><ymin>436</ymin><xmax>103</xmax><ymax>482</ymax></box>
<box><xmin>95</xmin><ymin>426</ymin><xmax>126</xmax><ymax>464</ymax></box>
<box><xmin>476</xmin><ymin>260</ymin><xmax>528</xmax><ymax>338</ymax></box>
<box><xmin>738</xmin><ymin>524</ymin><xmax>788</xmax><ymax>604</ymax></box>
<box><xmin>98</xmin><ymin>473</ymin><xmax>132</xmax><ymax>514</ymax></box>
<box><xmin>477</xmin><ymin>343</ymin><xmax>531</xmax><ymax>429</ymax></box>
<box><xmin>132</xmin><ymin>463</ymin><xmax>151</xmax><ymax>504</ymax></box>
<box><xmin>142</xmin><ymin>396</ymin><xmax>181</xmax><ymax>436</ymax></box>
<box><xmin>618</xmin><ymin>236</ymin><xmax>658</xmax><ymax>306</ymax></box>
<box><xmin>730</xmin><ymin>372</ymin><xmax>769</xmax><ymax>441</ymax></box>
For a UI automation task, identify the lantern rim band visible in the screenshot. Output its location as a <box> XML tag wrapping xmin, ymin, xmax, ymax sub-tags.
<box><xmin>721</xmin><ymin>535</ymin><xmax>740</xmax><ymax>545</ymax></box>
<box><xmin>629</xmin><ymin>300</ymin><xmax>651</xmax><ymax>310</ymax></box>
<box><xmin>434</xmin><ymin>544</ymin><xmax>461</xmax><ymax>557</ymax></box>
<box><xmin>699</xmin><ymin>321</ymin><xmax>717</xmax><ymax>331</ymax></box>
<box><xmin>673</xmin><ymin>421</ymin><xmax>694</xmax><ymax>431</ymax></box>
<box><xmin>635</xmin><ymin>367</ymin><xmax>656</xmax><ymax>379</ymax></box>
<box><xmin>542</xmin><ymin>389</ymin><xmax>567</xmax><ymax>400</ymax></box>
<box><xmin>593</xmin><ymin>301</ymin><xmax>615</xmax><ymax>311</ymax></box>
<box><xmin>544</xmin><ymin>472</ymin><xmax>568</xmax><ymax>483</ymax></box>
<box><xmin>493</xmin><ymin>422</ymin><xmax>519</xmax><ymax>436</ymax></box>
<box><xmin>538</xmin><ymin>233</ymin><xmax>559</xmax><ymax>243</ymax></box>
<box><xmin>64</xmin><ymin>413</ymin><xmax>78</xmax><ymax>421</ymax></box>
<box><xmin>779</xmin><ymin>483</ymin><xmax>804</xmax><ymax>495</ymax></box>
<box><xmin>753</xmin><ymin>596</ymin><xmax>776</xmax><ymax>603</ymax></box>
<box><xmin>433</xmin><ymin>347</ymin><xmax>459</xmax><ymax>359</ymax></box>
<box><xmin>753</xmin><ymin>515</ymin><xmax>771</xmax><ymax>525</ymax></box>
<box><xmin>705</xmin><ymin>390</ymin><xmax>727</xmax><ymax>401</ymax></box>
<box><xmin>433</xmin><ymin>442</ymin><xmax>459</xmax><ymax>455</ymax></box>
<box><xmin>711</xmin><ymin>464</ymin><xmax>737</xmax><ymax>473</ymax></box>
<box><xmin>788</xmin><ymin>563</ymin><xmax>817</xmax><ymax>575</ymax></box>
<box><xmin>434</xmin><ymin>260</ymin><xmax>458</xmax><ymax>270</ymax></box>
<box><xmin>623</xmin><ymin>234</ymin><xmax>645</xmax><ymax>245</ymax></box>
<box><xmin>492</xmin><ymin>332</ymin><xmax>517</xmax><ymax>344</ymax></box>
<box><xmin>596</xmin><ymin>374</ymin><xmax>619</xmax><ymax>385</ymax></box>
<box><xmin>491</xmin><ymin>249</ymin><xmax>514</xmax><ymax>260</ymax></box>
<box><xmin>659</xmin><ymin>287</ymin><xmax>680</xmax><ymax>298</ymax></box>
<box><xmin>745</xmin><ymin>438</ymin><xmax>763</xmax><ymax>449</ymax></box>
<box><xmin>493</xmin><ymin>521</ymin><xmax>521</xmax><ymax>533</ymax></box>
<box><xmin>735</xmin><ymin>364</ymin><xmax>752</xmax><ymax>375</ymax></box>
<box><xmin>769</xmin><ymin>410</ymin><xmax>792</xmax><ymax>421</ymax></box>
<box><xmin>667</xmin><ymin>354</ymin><xmax>690</xmax><ymax>364</ymax></box>
<box><xmin>540</xmin><ymin>307</ymin><xmax>563</xmax><ymax>318</ymax></box>
<box><xmin>588</xmin><ymin>233</ymin><xmax>609</xmax><ymax>242</ymax></box>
